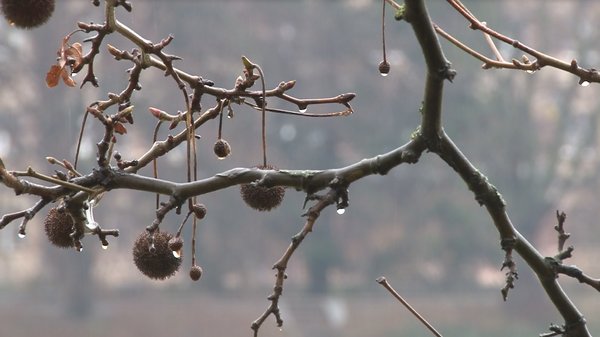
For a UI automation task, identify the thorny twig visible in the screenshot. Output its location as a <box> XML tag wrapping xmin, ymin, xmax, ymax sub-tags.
<box><xmin>547</xmin><ymin>211</ymin><xmax>600</xmax><ymax>293</ymax></box>
<box><xmin>251</xmin><ymin>186</ymin><xmax>344</xmax><ymax>336</ymax></box>
<box><xmin>555</xmin><ymin>210</ymin><xmax>571</xmax><ymax>253</ymax></box>
<box><xmin>500</xmin><ymin>237</ymin><xmax>518</xmax><ymax>301</ymax></box>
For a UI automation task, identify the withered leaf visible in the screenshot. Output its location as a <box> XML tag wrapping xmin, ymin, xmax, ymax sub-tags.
<box><xmin>46</xmin><ymin>65</ymin><xmax>62</xmax><ymax>87</ymax></box>
<box><xmin>47</xmin><ymin>34</ymin><xmax>82</xmax><ymax>88</ymax></box>
<box><xmin>65</xmin><ymin>42</ymin><xmax>83</xmax><ymax>70</ymax></box>
<box><xmin>61</xmin><ymin>67</ymin><xmax>76</xmax><ymax>87</ymax></box>
<box><xmin>114</xmin><ymin>122</ymin><xmax>127</xmax><ymax>135</ymax></box>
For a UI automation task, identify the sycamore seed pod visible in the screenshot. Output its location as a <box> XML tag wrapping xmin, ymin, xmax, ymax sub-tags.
<box><xmin>133</xmin><ymin>230</ymin><xmax>181</xmax><ymax>280</ymax></box>
<box><xmin>44</xmin><ymin>207</ymin><xmax>75</xmax><ymax>249</ymax></box>
<box><xmin>1</xmin><ymin>0</ymin><xmax>55</xmax><ymax>29</ymax></box>
<box><xmin>240</xmin><ymin>165</ymin><xmax>285</xmax><ymax>212</ymax></box>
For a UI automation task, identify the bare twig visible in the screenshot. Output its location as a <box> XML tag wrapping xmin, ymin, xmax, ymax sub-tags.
<box><xmin>445</xmin><ymin>0</ymin><xmax>600</xmax><ymax>83</ymax></box>
<box><xmin>500</xmin><ymin>237</ymin><xmax>518</xmax><ymax>301</ymax></box>
<box><xmin>555</xmin><ymin>210</ymin><xmax>571</xmax><ymax>253</ymax></box>
<box><xmin>377</xmin><ymin>276</ymin><xmax>443</xmax><ymax>337</ymax></box>
<box><xmin>251</xmin><ymin>187</ymin><xmax>340</xmax><ymax>336</ymax></box>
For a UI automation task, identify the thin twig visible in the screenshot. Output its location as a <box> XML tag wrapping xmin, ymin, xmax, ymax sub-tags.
<box><xmin>251</xmin><ymin>188</ymin><xmax>340</xmax><ymax>336</ymax></box>
<box><xmin>445</xmin><ymin>0</ymin><xmax>600</xmax><ymax>83</ymax></box>
<box><xmin>24</xmin><ymin>167</ymin><xmax>95</xmax><ymax>194</ymax></box>
<box><xmin>554</xmin><ymin>210</ymin><xmax>570</xmax><ymax>253</ymax></box>
<box><xmin>377</xmin><ymin>276</ymin><xmax>443</xmax><ymax>337</ymax></box>
<box><xmin>481</xmin><ymin>22</ymin><xmax>504</xmax><ymax>62</ymax></box>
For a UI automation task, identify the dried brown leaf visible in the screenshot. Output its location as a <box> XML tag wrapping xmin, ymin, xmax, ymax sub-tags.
<box><xmin>46</xmin><ymin>64</ymin><xmax>62</xmax><ymax>87</ymax></box>
<box><xmin>61</xmin><ymin>67</ymin><xmax>76</xmax><ymax>87</ymax></box>
<box><xmin>114</xmin><ymin>122</ymin><xmax>127</xmax><ymax>135</ymax></box>
<box><xmin>65</xmin><ymin>42</ymin><xmax>83</xmax><ymax>69</ymax></box>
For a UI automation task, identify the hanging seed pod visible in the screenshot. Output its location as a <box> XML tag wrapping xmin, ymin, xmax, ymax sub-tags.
<box><xmin>189</xmin><ymin>265</ymin><xmax>203</xmax><ymax>281</ymax></box>
<box><xmin>1</xmin><ymin>0</ymin><xmax>55</xmax><ymax>28</ymax></box>
<box><xmin>44</xmin><ymin>207</ymin><xmax>75</xmax><ymax>248</ymax></box>
<box><xmin>133</xmin><ymin>230</ymin><xmax>181</xmax><ymax>280</ymax></box>
<box><xmin>240</xmin><ymin>165</ymin><xmax>285</xmax><ymax>212</ymax></box>
<box><xmin>213</xmin><ymin>139</ymin><xmax>231</xmax><ymax>159</ymax></box>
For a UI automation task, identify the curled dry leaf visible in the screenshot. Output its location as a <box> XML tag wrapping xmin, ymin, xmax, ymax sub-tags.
<box><xmin>46</xmin><ymin>35</ymin><xmax>84</xmax><ymax>88</ymax></box>
<box><xmin>113</xmin><ymin>122</ymin><xmax>128</xmax><ymax>135</ymax></box>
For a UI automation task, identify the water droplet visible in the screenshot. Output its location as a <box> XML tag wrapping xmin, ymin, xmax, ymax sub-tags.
<box><xmin>579</xmin><ymin>80</ymin><xmax>590</xmax><ymax>87</ymax></box>
<box><xmin>380</xmin><ymin>72</ymin><xmax>389</xmax><ymax>77</ymax></box>
<box><xmin>217</xmin><ymin>156</ymin><xmax>227</xmax><ymax>160</ymax></box>
<box><xmin>279</xmin><ymin>328</ymin><xmax>284</xmax><ymax>332</ymax></box>
<box><xmin>298</xmin><ymin>106</ymin><xmax>307</xmax><ymax>113</ymax></box>
<box><xmin>102</xmin><ymin>243</ymin><xmax>109</xmax><ymax>250</ymax></box>
<box><xmin>526</xmin><ymin>70</ymin><xmax>536</xmax><ymax>74</ymax></box>
<box><xmin>17</xmin><ymin>232</ymin><xmax>26</xmax><ymax>239</ymax></box>
<box><xmin>172</xmin><ymin>250</ymin><xmax>181</xmax><ymax>259</ymax></box>
<box><xmin>227</xmin><ymin>115</ymin><xmax>233</xmax><ymax>119</ymax></box>
<box><xmin>336</xmin><ymin>208</ymin><xmax>346</xmax><ymax>215</ymax></box>
<box><xmin>77</xmin><ymin>246</ymin><xmax>83</xmax><ymax>252</ymax></box>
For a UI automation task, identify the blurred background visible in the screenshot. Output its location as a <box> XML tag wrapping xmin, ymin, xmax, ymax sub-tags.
<box><xmin>0</xmin><ymin>0</ymin><xmax>599</xmax><ymax>336</ymax></box>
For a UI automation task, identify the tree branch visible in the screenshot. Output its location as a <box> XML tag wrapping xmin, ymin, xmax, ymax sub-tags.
<box><xmin>404</xmin><ymin>1</ymin><xmax>591</xmax><ymax>336</ymax></box>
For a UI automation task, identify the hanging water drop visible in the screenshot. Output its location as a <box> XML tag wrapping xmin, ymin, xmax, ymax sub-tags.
<box><xmin>579</xmin><ymin>80</ymin><xmax>590</xmax><ymax>87</ymax></box>
<box><xmin>77</xmin><ymin>246</ymin><xmax>83</xmax><ymax>252</ymax></box>
<box><xmin>17</xmin><ymin>232</ymin><xmax>26</xmax><ymax>239</ymax></box>
<box><xmin>172</xmin><ymin>250</ymin><xmax>181</xmax><ymax>259</ymax></box>
<box><xmin>102</xmin><ymin>243</ymin><xmax>109</xmax><ymax>250</ymax></box>
<box><xmin>526</xmin><ymin>69</ymin><xmax>536</xmax><ymax>74</ymax></box>
<box><xmin>336</xmin><ymin>208</ymin><xmax>346</xmax><ymax>215</ymax></box>
<box><xmin>298</xmin><ymin>106</ymin><xmax>307</xmax><ymax>113</ymax></box>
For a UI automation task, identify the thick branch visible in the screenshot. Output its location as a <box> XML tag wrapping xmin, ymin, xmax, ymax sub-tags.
<box><xmin>405</xmin><ymin>0</ymin><xmax>456</xmax><ymax>144</ymax></box>
<box><xmin>405</xmin><ymin>1</ymin><xmax>590</xmax><ymax>335</ymax></box>
<box><xmin>434</xmin><ymin>131</ymin><xmax>589</xmax><ymax>337</ymax></box>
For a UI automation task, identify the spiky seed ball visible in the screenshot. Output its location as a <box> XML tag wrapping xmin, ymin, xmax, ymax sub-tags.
<box><xmin>44</xmin><ymin>207</ymin><xmax>75</xmax><ymax>248</ymax></box>
<box><xmin>1</xmin><ymin>0</ymin><xmax>55</xmax><ymax>29</ymax></box>
<box><xmin>240</xmin><ymin>165</ymin><xmax>285</xmax><ymax>212</ymax></box>
<box><xmin>192</xmin><ymin>203</ymin><xmax>207</xmax><ymax>220</ymax></box>
<box><xmin>213</xmin><ymin>139</ymin><xmax>231</xmax><ymax>159</ymax></box>
<box><xmin>133</xmin><ymin>230</ymin><xmax>181</xmax><ymax>280</ymax></box>
<box><xmin>378</xmin><ymin>60</ymin><xmax>391</xmax><ymax>76</ymax></box>
<box><xmin>189</xmin><ymin>265</ymin><xmax>203</xmax><ymax>281</ymax></box>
